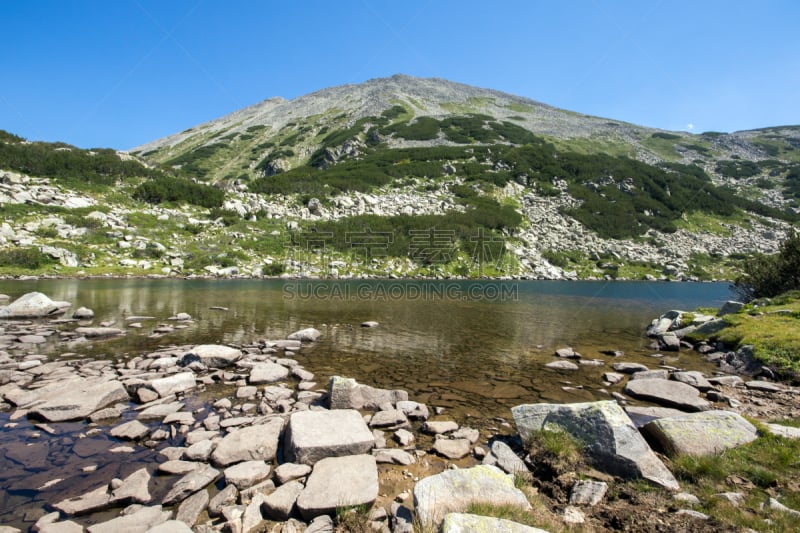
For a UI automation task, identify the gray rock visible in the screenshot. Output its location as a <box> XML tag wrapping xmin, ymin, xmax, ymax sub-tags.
<box><xmin>717</xmin><ymin>301</ymin><xmax>744</xmax><ymax>316</ymax></box>
<box><xmin>211</xmin><ymin>417</ymin><xmax>284</xmax><ymax>466</ymax></box>
<box><xmin>30</xmin><ymin>379</ymin><xmax>129</xmax><ymax>422</ymax></box>
<box><xmin>110</xmin><ymin>420</ymin><xmax>150</xmax><ymax>440</ymax></box>
<box><xmin>283</xmin><ymin>409</ymin><xmax>375</xmax><ymax>465</ymax></box>
<box><xmin>208</xmin><ymin>484</ymin><xmax>239</xmax><ymax>517</ymax></box>
<box><xmin>624</xmin><ymin>406</ymin><xmax>688</xmax><ymax>427</ymax></box>
<box><xmin>433</xmin><ymin>438</ymin><xmax>472</xmax><ymax>459</ymax></box>
<box><xmin>138</xmin><ymin>402</ymin><xmax>183</xmax><ymax>420</ymax></box>
<box><xmin>328</xmin><ymin>376</ymin><xmax>408</xmax><ymax>410</ymax></box>
<box><xmin>53</xmin><ymin>485</ymin><xmax>111</xmax><ymax>515</ymax></box>
<box><xmin>224</xmin><ymin>460</ymin><xmax>271</xmax><ymax>489</ymax></box>
<box><xmin>413</xmin><ymin>465</ymin><xmax>530</xmax><ymax>528</ymax></box>
<box><xmin>692</xmin><ymin>318</ymin><xmax>727</xmax><ymax>336</ymax></box>
<box><xmin>482</xmin><ymin>440</ymin><xmax>528</xmax><ymax>475</ymax></box>
<box><xmin>767</xmin><ymin>497</ymin><xmax>800</xmax><ymax>518</ymax></box>
<box><xmin>146</xmin><ymin>521</ymin><xmax>194</xmax><ymax>533</ymax></box>
<box><xmin>672</xmin><ymin>371</ymin><xmax>713</xmax><ymax>391</ymax></box>
<box><xmin>181</xmin><ymin>344</ymin><xmax>241</xmax><ymax>368</ymax></box>
<box><xmin>72</xmin><ymin>306</ymin><xmax>95</xmax><ymax>319</ymax></box>
<box><xmin>110</xmin><ymin>467</ymin><xmax>152</xmax><ymax>504</ymax></box>
<box><xmin>766</xmin><ymin>423</ymin><xmax>800</xmax><ymax>439</ymax></box>
<box><xmin>373</xmin><ymin>448</ymin><xmax>416</xmax><ymax>465</ymax></box>
<box><xmin>603</xmin><ymin>372</ymin><xmax>625</xmax><ymax>385</ymax></box>
<box><xmin>297</xmin><ymin>455</ymin><xmax>379</xmax><ymax>520</ymax></box>
<box><xmin>569</xmin><ymin>480</ymin><xmax>608</xmax><ymax>506</ymax></box>
<box><xmin>441</xmin><ymin>513</ymin><xmax>548</xmax><ymax>533</ymax></box>
<box><xmin>0</xmin><ymin>292</ymin><xmax>71</xmax><ymax>318</ymax></box>
<box><xmin>37</xmin><ymin>520</ymin><xmax>84</xmax><ymax>533</ymax></box>
<box><xmin>369</xmin><ymin>409</ymin><xmax>409</xmax><ymax>428</ymax></box>
<box><xmin>163</xmin><ymin>464</ymin><xmax>220</xmax><ymax>505</ymax></box>
<box><xmin>150</xmin><ymin>373</ymin><xmax>196</xmax><ymax>398</ymax></box>
<box><xmin>242</xmin><ymin>493</ymin><xmax>266</xmax><ymax>532</ymax></box>
<box><xmin>176</xmin><ymin>489</ymin><xmax>209</xmax><ymax>527</ymax></box>
<box><xmin>184</xmin><ymin>439</ymin><xmax>216</xmax><ymax>461</ymax></box>
<box><xmin>512</xmin><ymin>401</ymin><xmax>679</xmax><ymax>490</ymax></box>
<box><xmin>657</xmin><ymin>332</ymin><xmax>681</xmax><ymax>351</ymax></box>
<box><xmin>74</xmin><ymin>327</ymin><xmax>125</xmax><ymax>338</ymax></box>
<box><xmin>86</xmin><ymin>505</ymin><xmax>170</xmax><ymax>533</ymax></box>
<box><xmin>646</xmin><ymin>311</ymin><xmax>680</xmax><ymax>336</ymax></box>
<box><xmin>274</xmin><ymin>462</ymin><xmax>312</xmax><ymax>484</ymax></box>
<box><xmin>394</xmin><ymin>428</ymin><xmax>415</xmax><ymax>446</ymax></box>
<box><xmin>555</xmin><ymin>347</ymin><xmax>580</xmax><ymax>358</ymax></box>
<box><xmin>361</xmin><ymin>321</ymin><xmax>379</xmax><ymax>328</ymax></box>
<box><xmin>422</xmin><ymin>420</ymin><xmax>459</xmax><ymax>435</ymax></box>
<box><xmin>249</xmin><ymin>362</ymin><xmax>289</xmax><ymax>384</ymax></box>
<box><xmin>744</xmin><ymin>380</ymin><xmax>784</xmax><ymax>392</ymax></box>
<box><xmin>262</xmin><ymin>480</ymin><xmax>304</xmax><ymax>520</ymax></box>
<box><xmin>630</xmin><ymin>369</ymin><xmax>670</xmax><ymax>380</ymax></box>
<box><xmin>642</xmin><ymin>411</ymin><xmax>758</xmax><ymax>457</ymax></box>
<box><xmin>545</xmin><ymin>360</ymin><xmax>579</xmax><ymax>370</ymax></box>
<box><xmin>612</xmin><ymin>362</ymin><xmax>649</xmax><ymax>374</ymax></box>
<box><xmin>624</xmin><ymin>379</ymin><xmax>712</xmax><ymax>411</ymax></box>
<box><xmin>675</xmin><ymin>509</ymin><xmax>709</xmax><ymax>520</ymax></box>
<box><xmin>395</xmin><ymin>400</ymin><xmax>429</xmax><ymax>420</ymax></box>
<box><xmin>306</xmin><ymin>515</ymin><xmax>335</xmax><ymax>533</ymax></box>
<box><xmin>287</xmin><ymin>328</ymin><xmax>322</xmax><ymax>342</ymax></box>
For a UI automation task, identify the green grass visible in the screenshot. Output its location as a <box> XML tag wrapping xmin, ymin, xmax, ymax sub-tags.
<box><xmin>526</xmin><ymin>428</ymin><xmax>584</xmax><ymax>477</ymax></box>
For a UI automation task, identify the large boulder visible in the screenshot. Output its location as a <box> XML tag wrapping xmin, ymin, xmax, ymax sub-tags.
<box><xmin>623</xmin><ymin>379</ymin><xmax>712</xmax><ymax>412</ymax></box>
<box><xmin>512</xmin><ymin>401</ymin><xmax>679</xmax><ymax>490</ymax></box>
<box><xmin>180</xmin><ymin>345</ymin><xmax>241</xmax><ymax>368</ymax></box>
<box><xmin>642</xmin><ymin>411</ymin><xmax>758</xmax><ymax>457</ymax></box>
<box><xmin>0</xmin><ymin>292</ymin><xmax>71</xmax><ymax>318</ymax></box>
<box><xmin>328</xmin><ymin>376</ymin><xmax>408</xmax><ymax>410</ymax></box>
<box><xmin>283</xmin><ymin>409</ymin><xmax>375</xmax><ymax>465</ymax></box>
<box><xmin>29</xmin><ymin>379</ymin><xmax>129</xmax><ymax>422</ymax></box>
<box><xmin>150</xmin><ymin>372</ymin><xmax>196</xmax><ymax>398</ymax></box>
<box><xmin>441</xmin><ymin>513</ymin><xmax>548</xmax><ymax>533</ymax></box>
<box><xmin>296</xmin><ymin>455</ymin><xmax>378</xmax><ymax>520</ymax></box>
<box><xmin>413</xmin><ymin>465</ymin><xmax>531</xmax><ymax>528</ymax></box>
<box><xmin>210</xmin><ymin>417</ymin><xmax>284</xmax><ymax>466</ymax></box>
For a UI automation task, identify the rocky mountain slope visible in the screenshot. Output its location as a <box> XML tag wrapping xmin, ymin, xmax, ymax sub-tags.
<box><xmin>1</xmin><ymin>76</ymin><xmax>799</xmax><ymax>279</ymax></box>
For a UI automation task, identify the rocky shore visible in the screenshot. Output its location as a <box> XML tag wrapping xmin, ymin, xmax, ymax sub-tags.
<box><xmin>1</xmin><ymin>292</ymin><xmax>799</xmax><ymax>532</ymax></box>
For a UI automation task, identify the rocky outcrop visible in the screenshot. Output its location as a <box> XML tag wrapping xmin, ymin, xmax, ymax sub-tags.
<box><xmin>512</xmin><ymin>401</ymin><xmax>679</xmax><ymax>490</ymax></box>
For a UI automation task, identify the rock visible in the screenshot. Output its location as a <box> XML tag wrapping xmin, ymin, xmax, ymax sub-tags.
<box><xmin>224</xmin><ymin>460</ymin><xmax>271</xmax><ymax>489</ymax></box>
<box><xmin>433</xmin><ymin>438</ymin><xmax>472</xmax><ymax>459</ymax></box>
<box><xmin>452</xmin><ymin>427</ymin><xmax>480</xmax><ymax>444</ymax></box>
<box><xmin>767</xmin><ymin>497</ymin><xmax>800</xmax><ymax>518</ymax></box>
<box><xmin>373</xmin><ymin>448</ymin><xmax>416</xmax><ymax>465</ymax></box>
<box><xmin>555</xmin><ymin>347</ymin><xmax>581</xmax><ymax>358</ymax></box>
<box><xmin>569</xmin><ymin>480</ymin><xmax>608</xmax><ymax>506</ymax></box>
<box><xmin>657</xmin><ymin>332</ymin><xmax>681</xmax><ymax>351</ymax></box>
<box><xmin>612</xmin><ymin>362</ymin><xmax>649</xmax><ymax>374</ymax></box>
<box><xmin>562</xmin><ymin>506</ymin><xmax>585</xmax><ymax>524</ymax></box>
<box><xmin>181</xmin><ymin>345</ymin><xmax>241</xmax><ymax>368</ymax></box>
<box><xmin>413</xmin><ymin>465</ymin><xmax>530</xmax><ymax>528</ymax></box>
<box><xmin>395</xmin><ymin>400</ymin><xmax>429</xmax><ymax>420</ymax></box>
<box><xmin>328</xmin><ymin>376</ymin><xmax>408</xmax><ymax>410</ymax></box>
<box><xmin>672</xmin><ymin>371</ymin><xmax>713</xmax><ymax>391</ymax></box>
<box><xmin>718</xmin><ymin>301</ymin><xmax>744</xmax><ymax>316</ymax></box>
<box><xmin>210</xmin><ymin>417</ymin><xmax>284</xmax><ymax>466</ymax></box>
<box><xmin>765</xmin><ymin>423</ymin><xmax>800</xmax><ymax>439</ymax></box>
<box><xmin>545</xmin><ymin>360</ymin><xmax>578</xmax><ymax>370</ymax></box>
<box><xmin>242</xmin><ymin>493</ymin><xmax>266</xmax><ymax>532</ymax></box>
<box><xmin>283</xmin><ymin>409</ymin><xmax>375</xmax><ymax>465</ymax></box>
<box><xmin>646</xmin><ymin>311</ymin><xmax>680</xmax><ymax>336</ymax></box>
<box><xmin>675</xmin><ymin>509</ymin><xmax>709</xmax><ymax>520</ymax></box>
<box><xmin>274</xmin><ymin>462</ymin><xmax>312</xmax><ymax>484</ymax></box>
<box><xmin>139</xmin><ymin>402</ymin><xmax>183</xmax><ymax>420</ymax></box>
<box><xmin>603</xmin><ymin>372</ymin><xmax>625</xmax><ymax>385</ymax></box>
<box><xmin>74</xmin><ymin>327</ymin><xmax>125</xmax><ymax>338</ymax></box>
<box><xmin>693</xmin><ymin>318</ymin><xmax>727</xmax><ymax>336</ymax></box>
<box><xmin>72</xmin><ymin>307</ymin><xmax>95</xmax><ymax>320</ymax></box>
<box><xmin>673</xmin><ymin>492</ymin><xmax>701</xmax><ymax>505</ymax></box>
<box><xmin>53</xmin><ymin>485</ymin><xmax>111</xmax><ymax>515</ymax></box>
<box><xmin>86</xmin><ymin>505</ymin><xmax>170</xmax><ymax>533</ymax></box>
<box><xmin>110</xmin><ymin>468</ymin><xmax>152</xmax><ymax>504</ymax></box>
<box><xmin>306</xmin><ymin>515</ymin><xmax>335</xmax><ymax>533</ymax></box>
<box><xmin>287</xmin><ymin>328</ymin><xmax>322</xmax><ymax>342</ymax></box>
<box><xmin>150</xmin><ymin>372</ymin><xmax>196</xmax><ymax>398</ymax></box>
<box><xmin>422</xmin><ymin>420</ymin><xmax>459</xmax><ymax>435</ymax></box>
<box><xmin>208</xmin><ymin>484</ymin><xmax>239</xmax><ymax>516</ymax></box>
<box><xmin>163</xmin><ymin>464</ymin><xmax>220</xmax><ymax>505</ymax></box>
<box><xmin>642</xmin><ymin>411</ymin><xmax>758</xmax><ymax>457</ymax></box>
<box><xmin>512</xmin><ymin>401</ymin><xmax>679</xmax><ymax>490</ymax></box>
<box><xmin>441</xmin><ymin>513</ymin><xmax>548</xmax><ymax>533</ymax></box>
<box><xmin>146</xmin><ymin>521</ymin><xmax>194</xmax><ymax>533</ymax></box>
<box><xmin>361</xmin><ymin>321</ymin><xmax>379</xmax><ymax>328</ymax></box>
<box><xmin>624</xmin><ymin>379</ymin><xmax>712</xmax><ymax>412</ymax></box>
<box><xmin>0</xmin><ymin>292</ymin><xmax>71</xmax><ymax>318</ymax></box>
<box><xmin>249</xmin><ymin>362</ymin><xmax>290</xmax><ymax>384</ymax></box>
<box><xmin>30</xmin><ymin>379</ymin><xmax>129</xmax><ymax>422</ymax></box>
<box><xmin>482</xmin><ymin>440</ymin><xmax>529</xmax><ymax>475</ymax></box>
<box><xmin>297</xmin><ymin>455</ymin><xmax>379</xmax><ymax>520</ymax></box>
<box><xmin>630</xmin><ymin>369</ymin><xmax>670</xmax><ymax>381</ymax></box>
<box><xmin>369</xmin><ymin>409</ymin><xmax>409</xmax><ymax>428</ymax></box>
<box><xmin>744</xmin><ymin>380</ymin><xmax>784</xmax><ymax>392</ymax></box>
<box><xmin>159</xmin><ymin>460</ymin><xmax>201</xmax><ymax>475</ymax></box>
<box><xmin>110</xmin><ymin>420</ymin><xmax>150</xmax><ymax>440</ymax></box>
<box><xmin>37</xmin><ymin>520</ymin><xmax>85</xmax><ymax>533</ymax></box>
<box><xmin>624</xmin><ymin>406</ymin><xmax>688</xmax><ymax>427</ymax></box>
<box><xmin>395</xmin><ymin>428</ymin><xmax>415</xmax><ymax>446</ymax></box>
<box><xmin>262</xmin><ymin>480</ymin><xmax>304</xmax><ymax>520</ymax></box>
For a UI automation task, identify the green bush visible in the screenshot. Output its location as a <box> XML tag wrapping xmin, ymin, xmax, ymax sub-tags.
<box><xmin>133</xmin><ymin>176</ymin><xmax>224</xmax><ymax>208</ymax></box>
<box><xmin>734</xmin><ymin>229</ymin><xmax>800</xmax><ymax>300</ymax></box>
<box><xmin>0</xmin><ymin>247</ymin><xmax>58</xmax><ymax>269</ymax></box>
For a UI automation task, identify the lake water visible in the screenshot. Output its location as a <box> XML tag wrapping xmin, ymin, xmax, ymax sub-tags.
<box><xmin>0</xmin><ymin>279</ymin><xmax>733</xmax><ymax>526</ymax></box>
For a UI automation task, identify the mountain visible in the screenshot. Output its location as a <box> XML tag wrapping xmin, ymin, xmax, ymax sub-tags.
<box><xmin>2</xmin><ymin>75</ymin><xmax>799</xmax><ymax>280</ymax></box>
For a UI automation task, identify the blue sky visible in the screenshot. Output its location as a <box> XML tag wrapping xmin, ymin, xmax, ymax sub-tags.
<box><xmin>2</xmin><ymin>1</ymin><xmax>799</xmax><ymax>149</ymax></box>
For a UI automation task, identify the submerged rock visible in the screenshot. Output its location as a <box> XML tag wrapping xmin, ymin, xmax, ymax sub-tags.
<box><xmin>328</xmin><ymin>375</ymin><xmax>408</xmax><ymax>410</ymax></box>
<box><xmin>512</xmin><ymin>401</ymin><xmax>679</xmax><ymax>490</ymax></box>
<box><xmin>30</xmin><ymin>379</ymin><xmax>129</xmax><ymax>422</ymax></box>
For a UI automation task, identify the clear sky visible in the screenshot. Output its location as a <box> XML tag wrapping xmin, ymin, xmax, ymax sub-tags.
<box><xmin>2</xmin><ymin>1</ymin><xmax>799</xmax><ymax>150</ymax></box>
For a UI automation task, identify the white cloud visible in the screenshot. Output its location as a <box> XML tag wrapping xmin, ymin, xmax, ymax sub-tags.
<box><xmin>686</xmin><ymin>123</ymin><xmax>695</xmax><ymax>131</ymax></box>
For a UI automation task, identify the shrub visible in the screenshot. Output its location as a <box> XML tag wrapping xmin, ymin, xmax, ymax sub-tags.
<box><xmin>0</xmin><ymin>247</ymin><xmax>58</xmax><ymax>269</ymax></box>
<box><xmin>734</xmin><ymin>229</ymin><xmax>800</xmax><ymax>300</ymax></box>
<box><xmin>133</xmin><ymin>176</ymin><xmax>224</xmax><ymax>208</ymax></box>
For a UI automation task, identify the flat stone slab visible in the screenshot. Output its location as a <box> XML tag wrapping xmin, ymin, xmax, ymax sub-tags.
<box><xmin>263</xmin><ymin>480</ymin><xmax>304</xmax><ymax>521</ymax></box>
<box><xmin>414</xmin><ymin>465</ymin><xmax>531</xmax><ymax>528</ymax></box>
<box><xmin>442</xmin><ymin>513</ymin><xmax>548</xmax><ymax>533</ymax></box>
<box><xmin>74</xmin><ymin>327</ymin><xmax>125</xmax><ymax>338</ymax></box>
<box><xmin>30</xmin><ymin>379</ymin><xmax>129</xmax><ymax>422</ymax></box>
<box><xmin>297</xmin><ymin>455</ymin><xmax>378</xmax><ymax>520</ymax></box>
<box><xmin>210</xmin><ymin>417</ymin><xmax>284</xmax><ymax>466</ymax></box>
<box><xmin>249</xmin><ymin>362</ymin><xmax>290</xmax><ymax>384</ymax></box>
<box><xmin>283</xmin><ymin>409</ymin><xmax>375</xmax><ymax>465</ymax></box>
<box><xmin>181</xmin><ymin>344</ymin><xmax>241</xmax><ymax>368</ymax></box>
<box><xmin>223</xmin><ymin>460</ymin><xmax>271</xmax><ymax>489</ymax></box>
<box><xmin>110</xmin><ymin>467</ymin><xmax>152</xmax><ymax>504</ymax></box>
<box><xmin>328</xmin><ymin>376</ymin><xmax>408</xmax><ymax>410</ymax></box>
<box><xmin>642</xmin><ymin>411</ymin><xmax>758</xmax><ymax>457</ymax></box>
<box><xmin>163</xmin><ymin>465</ymin><xmax>220</xmax><ymax>505</ymax></box>
<box><xmin>86</xmin><ymin>505</ymin><xmax>170</xmax><ymax>533</ymax></box>
<box><xmin>54</xmin><ymin>485</ymin><xmax>111</xmax><ymax>515</ymax></box>
<box><xmin>150</xmin><ymin>373</ymin><xmax>196</xmax><ymax>398</ymax></box>
<box><xmin>512</xmin><ymin>401</ymin><xmax>679</xmax><ymax>490</ymax></box>
<box><xmin>433</xmin><ymin>438</ymin><xmax>471</xmax><ymax>459</ymax></box>
<box><xmin>672</xmin><ymin>371</ymin><xmax>713</xmax><ymax>391</ymax></box>
<box><xmin>110</xmin><ymin>419</ymin><xmax>150</xmax><ymax>440</ymax></box>
<box><xmin>624</xmin><ymin>378</ymin><xmax>712</xmax><ymax>412</ymax></box>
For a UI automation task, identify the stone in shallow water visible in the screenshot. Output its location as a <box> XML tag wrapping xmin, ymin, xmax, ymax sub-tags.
<box><xmin>85</xmin><ymin>505</ymin><xmax>171</xmax><ymax>533</ymax></box>
<box><xmin>29</xmin><ymin>379</ymin><xmax>129</xmax><ymax>422</ymax></box>
<box><xmin>110</xmin><ymin>467</ymin><xmax>152</xmax><ymax>504</ymax></box>
<box><xmin>210</xmin><ymin>417</ymin><xmax>284</xmax><ymax>466</ymax></box>
<box><xmin>433</xmin><ymin>438</ymin><xmax>471</xmax><ymax>459</ymax></box>
<box><xmin>110</xmin><ymin>420</ymin><xmax>150</xmax><ymax>440</ymax></box>
<box><xmin>263</xmin><ymin>480</ymin><xmax>304</xmax><ymax>521</ymax></box>
<box><xmin>249</xmin><ymin>362</ymin><xmax>290</xmax><ymax>384</ymax></box>
<box><xmin>223</xmin><ymin>460</ymin><xmax>271</xmax><ymax>489</ymax></box>
<box><xmin>283</xmin><ymin>409</ymin><xmax>374</xmax><ymax>465</ymax></box>
<box><xmin>328</xmin><ymin>376</ymin><xmax>407</xmax><ymax>410</ymax></box>
<box><xmin>162</xmin><ymin>465</ymin><xmax>220</xmax><ymax>505</ymax></box>
<box><xmin>623</xmin><ymin>378</ymin><xmax>712</xmax><ymax>412</ymax></box>
<box><xmin>180</xmin><ymin>344</ymin><xmax>241</xmax><ymax>368</ymax></box>
<box><xmin>53</xmin><ymin>485</ymin><xmax>111</xmax><ymax>515</ymax></box>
